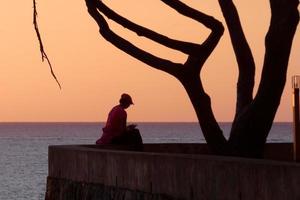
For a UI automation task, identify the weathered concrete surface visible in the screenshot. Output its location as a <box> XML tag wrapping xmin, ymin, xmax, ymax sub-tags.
<box><xmin>45</xmin><ymin>177</ymin><xmax>174</xmax><ymax>200</ymax></box>
<box><xmin>46</xmin><ymin>143</ymin><xmax>300</xmax><ymax>200</ymax></box>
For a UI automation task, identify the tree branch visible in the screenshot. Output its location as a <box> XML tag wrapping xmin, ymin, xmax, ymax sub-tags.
<box><xmin>94</xmin><ymin>0</ymin><xmax>202</xmax><ymax>56</ymax></box>
<box><xmin>33</xmin><ymin>0</ymin><xmax>61</xmax><ymax>89</ymax></box>
<box><xmin>218</xmin><ymin>0</ymin><xmax>255</xmax><ymax>116</ymax></box>
<box><xmin>86</xmin><ymin>0</ymin><xmax>183</xmax><ymax>77</ymax></box>
<box><xmin>161</xmin><ymin>0</ymin><xmax>224</xmax><ymax>57</ymax></box>
<box><xmin>255</xmin><ymin>0</ymin><xmax>299</xmax><ymax>106</ymax></box>
<box><xmin>93</xmin><ymin>0</ymin><xmax>224</xmax><ymax>73</ymax></box>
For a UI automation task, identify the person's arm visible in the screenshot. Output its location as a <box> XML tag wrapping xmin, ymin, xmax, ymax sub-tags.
<box><xmin>120</xmin><ymin>111</ymin><xmax>127</xmax><ymax>133</ymax></box>
<box><xmin>113</xmin><ymin>108</ymin><xmax>127</xmax><ymax>137</ymax></box>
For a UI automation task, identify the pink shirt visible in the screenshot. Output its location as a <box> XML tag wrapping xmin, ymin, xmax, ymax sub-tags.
<box><xmin>97</xmin><ymin>105</ymin><xmax>127</xmax><ymax>144</ymax></box>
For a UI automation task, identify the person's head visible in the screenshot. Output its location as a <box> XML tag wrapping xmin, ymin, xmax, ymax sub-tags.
<box><xmin>119</xmin><ymin>93</ymin><xmax>134</xmax><ymax>109</ymax></box>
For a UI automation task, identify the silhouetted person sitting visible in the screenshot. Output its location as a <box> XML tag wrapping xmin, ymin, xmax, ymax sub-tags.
<box><xmin>96</xmin><ymin>93</ymin><xmax>143</xmax><ymax>149</ymax></box>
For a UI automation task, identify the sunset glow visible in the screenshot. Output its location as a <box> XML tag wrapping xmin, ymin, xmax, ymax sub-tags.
<box><xmin>1</xmin><ymin>0</ymin><xmax>299</xmax><ymax>122</ymax></box>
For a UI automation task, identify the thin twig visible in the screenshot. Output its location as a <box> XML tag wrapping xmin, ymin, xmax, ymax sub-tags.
<box><xmin>33</xmin><ymin>0</ymin><xmax>61</xmax><ymax>89</ymax></box>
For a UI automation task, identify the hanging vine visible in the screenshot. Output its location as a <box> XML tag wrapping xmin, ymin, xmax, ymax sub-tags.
<box><xmin>33</xmin><ymin>0</ymin><xmax>61</xmax><ymax>89</ymax></box>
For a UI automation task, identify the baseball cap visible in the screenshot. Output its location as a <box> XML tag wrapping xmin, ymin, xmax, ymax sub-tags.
<box><xmin>120</xmin><ymin>93</ymin><xmax>134</xmax><ymax>105</ymax></box>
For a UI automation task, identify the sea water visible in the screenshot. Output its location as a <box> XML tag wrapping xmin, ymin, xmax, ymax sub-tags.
<box><xmin>0</xmin><ymin>122</ymin><xmax>292</xmax><ymax>199</ymax></box>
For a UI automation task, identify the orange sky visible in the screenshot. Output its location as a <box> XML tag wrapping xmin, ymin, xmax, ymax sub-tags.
<box><xmin>0</xmin><ymin>0</ymin><xmax>299</xmax><ymax>122</ymax></box>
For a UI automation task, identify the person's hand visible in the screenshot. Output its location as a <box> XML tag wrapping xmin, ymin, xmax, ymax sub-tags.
<box><xmin>127</xmin><ymin>124</ymin><xmax>137</xmax><ymax>130</ymax></box>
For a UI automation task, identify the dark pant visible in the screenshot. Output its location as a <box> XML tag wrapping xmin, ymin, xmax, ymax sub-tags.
<box><xmin>111</xmin><ymin>128</ymin><xmax>143</xmax><ymax>150</ymax></box>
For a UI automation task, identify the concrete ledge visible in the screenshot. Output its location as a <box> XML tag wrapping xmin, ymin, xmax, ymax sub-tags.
<box><xmin>47</xmin><ymin>143</ymin><xmax>300</xmax><ymax>200</ymax></box>
<box><xmin>45</xmin><ymin>177</ymin><xmax>173</xmax><ymax>200</ymax></box>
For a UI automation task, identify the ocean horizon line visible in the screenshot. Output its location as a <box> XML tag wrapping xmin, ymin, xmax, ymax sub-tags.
<box><xmin>0</xmin><ymin>121</ymin><xmax>293</xmax><ymax>124</ymax></box>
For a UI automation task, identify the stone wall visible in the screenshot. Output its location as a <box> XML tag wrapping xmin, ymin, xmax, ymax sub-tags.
<box><xmin>45</xmin><ymin>177</ymin><xmax>174</xmax><ymax>200</ymax></box>
<box><xmin>46</xmin><ymin>143</ymin><xmax>300</xmax><ymax>200</ymax></box>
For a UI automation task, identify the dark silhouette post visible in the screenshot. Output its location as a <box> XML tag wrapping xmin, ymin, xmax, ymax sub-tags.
<box><xmin>292</xmin><ymin>76</ymin><xmax>300</xmax><ymax>161</ymax></box>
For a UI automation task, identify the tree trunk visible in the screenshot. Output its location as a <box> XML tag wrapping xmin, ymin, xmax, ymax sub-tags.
<box><xmin>229</xmin><ymin>0</ymin><xmax>299</xmax><ymax>157</ymax></box>
<box><xmin>180</xmin><ymin>75</ymin><xmax>229</xmax><ymax>155</ymax></box>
